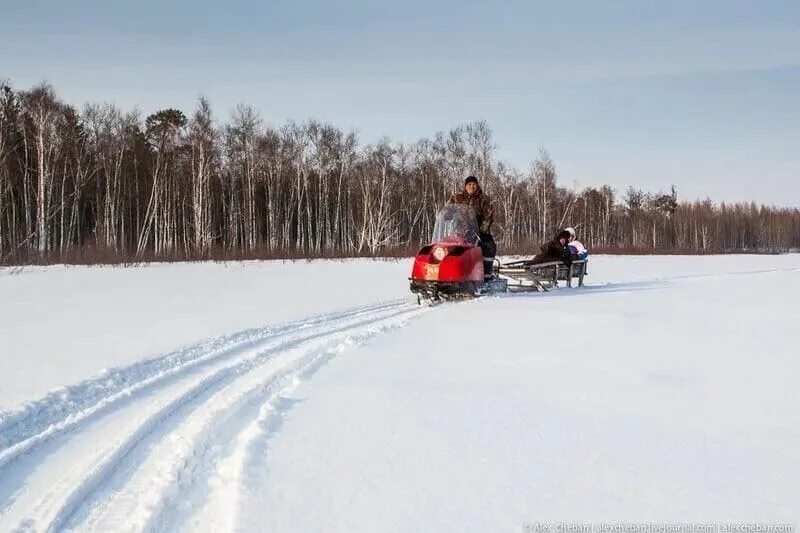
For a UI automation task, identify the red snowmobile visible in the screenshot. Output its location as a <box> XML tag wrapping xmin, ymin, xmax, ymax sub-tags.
<box><xmin>409</xmin><ymin>205</ymin><xmax>507</xmax><ymax>301</ymax></box>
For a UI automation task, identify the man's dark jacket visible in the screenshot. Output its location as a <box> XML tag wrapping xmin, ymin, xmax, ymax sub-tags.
<box><xmin>448</xmin><ymin>187</ymin><xmax>493</xmax><ymax>234</ymax></box>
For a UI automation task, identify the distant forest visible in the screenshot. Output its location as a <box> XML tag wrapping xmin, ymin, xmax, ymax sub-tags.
<box><xmin>1</xmin><ymin>81</ymin><xmax>798</xmax><ymax>265</ymax></box>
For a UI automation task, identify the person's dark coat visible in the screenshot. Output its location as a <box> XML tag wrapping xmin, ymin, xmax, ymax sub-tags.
<box><xmin>448</xmin><ymin>184</ymin><xmax>496</xmax><ymax>277</ymax></box>
<box><xmin>448</xmin><ymin>187</ymin><xmax>493</xmax><ymax>234</ymax></box>
<box><xmin>532</xmin><ymin>237</ymin><xmax>572</xmax><ymax>265</ymax></box>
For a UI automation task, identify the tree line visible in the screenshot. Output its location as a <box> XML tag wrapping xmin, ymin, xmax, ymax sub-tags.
<box><xmin>1</xmin><ymin>81</ymin><xmax>798</xmax><ymax>265</ymax></box>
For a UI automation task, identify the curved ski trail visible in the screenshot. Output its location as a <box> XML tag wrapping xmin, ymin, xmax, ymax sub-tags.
<box><xmin>0</xmin><ymin>301</ymin><xmax>425</xmax><ymax>532</ymax></box>
<box><xmin>0</xmin><ymin>300</ymin><xmax>401</xmax><ymax>466</ymax></box>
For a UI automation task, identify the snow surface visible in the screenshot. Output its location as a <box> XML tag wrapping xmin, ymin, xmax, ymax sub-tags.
<box><xmin>1</xmin><ymin>255</ymin><xmax>798</xmax><ymax>531</ymax></box>
<box><xmin>0</xmin><ymin>259</ymin><xmax>410</xmax><ymax>410</ymax></box>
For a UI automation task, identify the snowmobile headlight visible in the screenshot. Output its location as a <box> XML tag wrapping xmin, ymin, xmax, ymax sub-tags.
<box><xmin>432</xmin><ymin>246</ymin><xmax>448</xmax><ymax>261</ymax></box>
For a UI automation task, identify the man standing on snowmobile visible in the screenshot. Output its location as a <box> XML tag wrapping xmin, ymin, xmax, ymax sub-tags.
<box><xmin>448</xmin><ymin>175</ymin><xmax>496</xmax><ymax>280</ymax></box>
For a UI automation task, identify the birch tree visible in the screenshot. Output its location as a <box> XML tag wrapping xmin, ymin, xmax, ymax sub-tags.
<box><xmin>227</xmin><ymin>104</ymin><xmax>260</xmax><ymax>251</ymax></box>
<box><xmin>22</xmin><ymin>85</ymin><xmax>62</xmax><ymax>254</ymax></box>
<box><xmin>188</xmin><ymin>97</ymin><xmax>216</xmax><ymax>252</ymax></box>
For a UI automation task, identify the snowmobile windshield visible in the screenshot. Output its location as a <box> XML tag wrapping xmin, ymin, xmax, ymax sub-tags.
<box><xmin>431</xmin><ymin>204</ymin><xmax>480</xmax><ymax>244</ymax></box>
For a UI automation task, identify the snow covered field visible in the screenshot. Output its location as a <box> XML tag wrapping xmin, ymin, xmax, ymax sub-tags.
<box><xmin>1</xmin><ymin>255</ymin><xmax>798</xmax><ymax>531</ymax></box>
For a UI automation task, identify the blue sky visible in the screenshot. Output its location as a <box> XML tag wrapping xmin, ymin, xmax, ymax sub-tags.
<box><xmin>2</xmin><ymin>0</ymin><xmax>798</xmax><ymax>205</ymax></box>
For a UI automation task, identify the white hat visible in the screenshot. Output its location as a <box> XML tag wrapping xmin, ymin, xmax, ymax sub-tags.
<box><xmin>564</xmin><ymin>227</ymin><xmax>576</xmax><ymax>238</ymax></box>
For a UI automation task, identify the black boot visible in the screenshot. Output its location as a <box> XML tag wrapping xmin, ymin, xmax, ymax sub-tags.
<box><xmin>483</xmin><ymin>259</ymin><xmax>495</xmax><ymax>281</ymax></box>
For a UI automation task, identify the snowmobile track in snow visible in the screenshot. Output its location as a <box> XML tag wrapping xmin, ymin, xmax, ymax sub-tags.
<box><xmin>0</xmin><ymin>299</ymin><xmax>404</xmax><ymax>465</ymax></box>
<box><xmin>0</xmin><ymin>300</ymin><xmax>427</xmax><ymax>532</ymax></box>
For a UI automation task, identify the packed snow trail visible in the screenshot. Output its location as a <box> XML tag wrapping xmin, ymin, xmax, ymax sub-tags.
<box><xmin>0</xmin><ymin>300</ymin><xmax>404</xmax><ymax>465</ymax></box>
<box><xmin>0</xmin><ymin>300</ymin><xmax>427</xmax><ymax>532</ymax></box>
<box><xmin>0</xmin><ymin>260</ymin><xmax>414</xmax><ymax>411</ymax></box>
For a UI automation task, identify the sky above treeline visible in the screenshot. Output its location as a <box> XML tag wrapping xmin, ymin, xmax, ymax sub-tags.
<box><xmin>2</xmin><ymin>0</ymin><xmax>799</xmax><ymax>206</ymax></box>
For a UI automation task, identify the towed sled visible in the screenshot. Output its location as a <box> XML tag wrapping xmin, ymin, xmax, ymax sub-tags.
<box><xmin>409</xmin><ymin>205</ymin><xmax>587</xmax><ymax>302</ymax></box>
<box><xmin>498</xmin><ymin>257</ymin><xmax>587</xmax><ymax>292</ymax></box>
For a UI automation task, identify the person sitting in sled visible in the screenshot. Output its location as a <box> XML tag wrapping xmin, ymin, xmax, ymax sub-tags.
<box><xmin>564</xmin><ymin>226</ymin><xmax>589</xmax><ymax>260</ymax></box>
<box><xmin>532</xmin><ymin>230</ymin><xmax>573</xmax><ymax>265</ymax></box>
<box><xmin>448</xmin><ymin>175</ymin><xmax>496</xmax><ymax>280</ymax></box>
